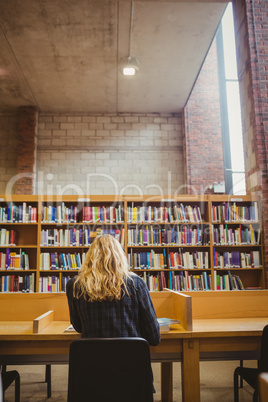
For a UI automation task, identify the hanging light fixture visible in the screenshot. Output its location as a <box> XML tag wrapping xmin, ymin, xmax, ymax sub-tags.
<box><xmin>120</xmin><ymin>2</ymin><xmax>140</xmax><ymax>76</ymax></box>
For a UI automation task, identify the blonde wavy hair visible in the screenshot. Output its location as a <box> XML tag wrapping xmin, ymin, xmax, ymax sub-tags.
<box><xmin>73</xmin><ymin>234</ymin><xmax>133</xmax><ymax>302</ymax></box>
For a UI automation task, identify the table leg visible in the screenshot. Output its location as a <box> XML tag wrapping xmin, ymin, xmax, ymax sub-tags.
<box><xmin>182</xmin><ymin>339</ymin><xmax>200</xmax><ymax>402</ymax></box>
<box><xmin>161</xmin><ymin>362</ymin><xmax>173</xmax><ymax>402</ymax></box>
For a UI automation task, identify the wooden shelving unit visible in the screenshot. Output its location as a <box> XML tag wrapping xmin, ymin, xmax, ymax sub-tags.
<box><xmin>0</xmin><ymin>194</ymin><xmax>264</xmax><ymax>292</ymax></box>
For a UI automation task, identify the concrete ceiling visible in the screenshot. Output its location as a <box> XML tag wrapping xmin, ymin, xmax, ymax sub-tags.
<box><xmin>0</xmin><ymin>0</ymin><xmax>226</xmax><ymax>114</ymax></box>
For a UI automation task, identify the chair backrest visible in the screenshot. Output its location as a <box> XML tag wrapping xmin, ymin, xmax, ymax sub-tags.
<box><xmin>260</xmin><ymin>324</ymin><xmax>268</xmax><ymax>372</ymax></box>
<box><xmin>0</xmin><ymin>372</ymin><xmax>3</xmax><ymax>402</ymax></box>
<box><xmin>259</xmin><ymin>372</ymin><xmax>268</xmax><ymax>402</ymax></box>
<box><xmin>68</xmin><ymin>337</ymin><xmax>154</xmax><ymax>402</ymax></box>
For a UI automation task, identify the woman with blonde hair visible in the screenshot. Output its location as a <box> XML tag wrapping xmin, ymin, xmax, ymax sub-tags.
<box><xmin>66</xmin><ymin>234</ymin><xmax>160</xmax><ymax>346</ymax></box>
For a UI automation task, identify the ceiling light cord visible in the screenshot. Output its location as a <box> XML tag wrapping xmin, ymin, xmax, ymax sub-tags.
<box><xmin>128</xmin><ymin>2</ymin><xmax>134</xmax><ymax>59</ymax></box>
<box><xmin>120</xmin><ymin>1</ymin><xmax>139</xmax><ymax>76</ymax></box>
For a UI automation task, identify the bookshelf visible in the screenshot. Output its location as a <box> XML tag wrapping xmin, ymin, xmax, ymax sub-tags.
<box><xmin>209</xmin><ymin>194</ymin><xmax>263</xmax><ymax>291</ymax></box>
<box><xmin>0</xmin><ymin>194</ymin><xmax>265</xmax><ymax>293</ymax></box>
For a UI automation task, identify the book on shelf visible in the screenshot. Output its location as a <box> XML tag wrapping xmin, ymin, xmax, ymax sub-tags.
<box><xmin>0</xmin><ymin>249</ymin><xmax>29</xmax><ymax>270</ymax></box>
<box><xmin>213</xmin><ymin>224</ymin><xmax>260</xmax><ymax>245</ymax></box>
<box><xmin>215</xmin><ymin>271</ymin><xmax>244</xmax><ymax>291</ymax></box>
<box><xmin>168</xmin><ymin>250</ymin><xmax>209</xmax><ymax>269</ymax></box>
<box><xmin>140</xmin><ymin>271</ymin><xmax>166</xmax><ymax>291</ymax></box>
<box><xmin>213</xmin><ymin>248</ymin><xmax>261</xmax><ymax>269</ymax></box>
<box><xmin>0</xmin><ymin>229</ymin><xmax>18</xmax><ymax>246</ymax></box>
<box><xmin>157</xmin><ymin>317</ymin><xmax>181</xmax><ymax>333</ymax></box>
<box><xmin>0</xmin><ymin>203</ymin><xmax>37</xmax><ymax>223</ymax></box>
<box><xmin>168</xmin><ymin>270</ymin><xmax>211</xmax><ymax>291</ymax></box>
<box><xmin>127</xmin><ymin>203</ymin><xmax>203</xmax><ymax>223</ymax></box>
<box><xmin>211</xmin><ymin>202</ymin><xmax>259</xmax><ymax>223</ymax></box>
<box><xmin>82</xmin><ymin>205</ymin><xmax>123</xmax><ymax>223</ymax></box>
<box><xmin>42</xmin><ymin>203</ymin><xmax>78</xmax><ymax>223</ymax></box>
<box><xmin>39</xmin><ymin>252</ymin><xmax>86</xmax><ymax>270</ymax></box>
<box><xmin>128</xmin><ymin>249</ymin><xmax>167</xmax><ymax>270</ymax></box>
<box><xmin>39</xmin><ymin>275</ymin><xmax>60</xmax><ymax>293</ymax></box>
<box><xmin>127</xmin><ymin>225</ymin><xmax>209</xmax><ymax>246</ymax></box>
<box><xmin>40</xmin><ymin>227</ymin><xmax>125</xmax><ymax>247</ymax></box>
<box><xmin>0</xmin><ymin>273</ymin><xmax>35</xmax><ymax>292</ymax></box>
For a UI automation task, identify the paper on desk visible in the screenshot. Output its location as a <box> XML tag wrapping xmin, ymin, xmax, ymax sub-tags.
<box><xmin>64</xmin><ymin>324</ymin><xmax>76</xmax><ymax>332</ymax></box>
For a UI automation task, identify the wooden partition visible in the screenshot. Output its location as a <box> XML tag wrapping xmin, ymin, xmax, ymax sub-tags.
<box><xmin>184</xmin><ymin>290</ymin><xmax>268</xmax><ymax>319</ymax></box>
<box><xmin>0</xmin><ymin>290</ymin><xmax>192</xmax><ymax>330</ymax></box>
<box><xmin>151</xmin><ymin>290</ymin><xmax>192</xmax><ymax>330</ymax></box>
<box><xmin>0</xmin><ymin>293</ymin><xmax>70</xmax><ymax>321</ymax></box>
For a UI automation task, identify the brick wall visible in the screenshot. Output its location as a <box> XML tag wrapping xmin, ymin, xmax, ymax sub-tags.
<box><xmin>232</xmin><ymin>0</ymin><xmax>261</xmax><ymax>193</ymax></box>
<box><xmin>233</xmin><ymin>0</ymin><xmax>268</xmax><ymax>287</ymax></box>
<box><xmin>17</xmin><ymin>106</ymin><xmax>38</xmax><ymax>195</ymax></box>
<box><xmin>183</xmin><ymin>39</ymin><xmax>225</xmax><ymax>194</ymax></box>
<box><xmin>37</xmin><ymin>113</ymin><xmax>184</xmax><ymax>196</ymax></box>
<box><xmin>0</xmin><ymin>113</ymin><xmax>19</xmax><ymax>194</ymax></box>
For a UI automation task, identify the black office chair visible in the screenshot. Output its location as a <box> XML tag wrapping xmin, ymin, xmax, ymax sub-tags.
<box><xmin>234</xmin><ymin>324</ymin><xmax>268</xmax><ymax>402</ymax></box>
<box><xmin>0</xmin><ymin>369</ymin><xmax>20</xmax><ymax>402</ymax></box>
<box><xmin>68</xmin><ymin>337</ymin><xmax>154</xmax><ymax>402</ymax></box>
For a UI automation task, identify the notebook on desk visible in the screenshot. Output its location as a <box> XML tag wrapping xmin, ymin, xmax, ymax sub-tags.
<box><xmin>157</xmin><ymin>318</ymin><xmax>181</xmax><ymax>333</ymax></box>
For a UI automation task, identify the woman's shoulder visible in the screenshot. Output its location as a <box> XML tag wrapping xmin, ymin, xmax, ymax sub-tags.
<box><xmin>66</xmin><ymin>276</ymin><xmax>76</xmax><ymax>294</ymax></box>
<box><xmin>126</xmin><ymin>273</ymin><xmax>147</xmax><ymax>289</ymax></box>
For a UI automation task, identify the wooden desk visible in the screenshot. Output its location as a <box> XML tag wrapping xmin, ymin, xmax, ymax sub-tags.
<box><xmin>0</xmin><ymin>321</ymin><xmax>189</xmax><ymax>402</ymax></box>
<box><xmin>0</xmin><ymin>291</ymin><xmax>268</xmax><ymax>402</ymax></box>
<box><xmin>0</xmin><ymin>319</ymin><xmax>266</xmax><ymax>402</ymax></box>
<box><xmin>0</xmin><ymin>291</ymin><xmax>188</xmax><ymax>402</ymax></box>
<box><xmin>181</xmin><ymin>290</ymin><xmax>268</xmax><ymax>402</ymax></box>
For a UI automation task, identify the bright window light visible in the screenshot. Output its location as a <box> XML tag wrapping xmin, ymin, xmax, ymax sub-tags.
<box><xmin>222</xmin><ymin>3</ymin><xmax>246</xmax><ymax>194</ymax></box>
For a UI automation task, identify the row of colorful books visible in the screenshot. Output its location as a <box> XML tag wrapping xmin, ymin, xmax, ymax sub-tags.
<box><xmin>42</xmin><ymin>204</ymin><xmax>77</xmax><ymax>223</ymax></box>
<box><xmin>212</xmin><ymin>224</ymin><xmax>260</xmax><ymax>245</ymax></box>
<box><xmin>0</xmin><ymin>249</ymin><xmax>29</xmax><ymax>270</ymax></box>
<box><xmin>168</xmin><ymin>251</ymin><xmax>209</xmax><ymax>269</ymax></box>
<box><xmin>40</xmin><ymin>228</ymin><xmax>124</xmax><ymax>247</ymax></box>
<box><xmin>127</xmin><ymin>204</ymin><xmax>203</xmax><ymax>223</ymax></box>
<box><xmin>0</xmin><ymin>228</ymin><xmax>18</xmax><ymax>246</ymax></box>
<box><xmin>127</xmin><ymin>225</ymin><xmax>209</xmax><ymax>246</ymax></box>
<box><xmin>82</xmin><ymin>206</ymin><xmax>124</xmax><ymax>223</ymax></box>
<box><xmin>0</xmin><ymin>203</ymin><xmax>37</xmax><ymax>223</ymax></box>
<box><xmin>211</xmin><ymin>202</ymin><xmax>259</xmax><ymax>223</ymax></box>
<box><xmin>140</xmin><ymin>271</ymin><xmax>166</xmax><ymax>291</ymax></box>
<box><xmin>41</xmin><ymin>204</ymin><xmax>125</xmax><ymax>224</ymax></box>
<box><xmin>140</xmin><ymin>270</ymin><xmax>212</xmax><ymax>292</ymax></box>
<box><xmin>39</xmin><ymin>252</ymin><xmax>86</xmax><ymax>270</ymax></box>
<box><xmin>127</xmin><ymin>250</ymin><xmax>209</xmax><ymax>270</ymax></box>
<box><xmin>213</xmin><ymin>249</ymin><xmax>261</xmax><ymax>268</ymax></box>
<box><xmin>0</xmin><ymin>273</ymin><xmax>35</xmax><ymax>292</ymax></box>
<box><xmin>39</xmin><ymin>276</ymin><xmax>60</xmax><ymax>293</ymax></box>
<box><xmin>38</xmin><ymin>275</ymin><xmax>73</xmax><ymax>293</ymax></box>
<box><xmin>128</xmin><ymin>250</ymin><xmax>167</xmax><ymax>270</ymax></box>
<box><xmin>214</xmin><ymin>272</ymin><xmax>244</xmax><ymax>290</ymax></box>
<box><xmin>167</xmin><ymin>271</ymin><xmax>212</xmax><ymax>291</ymax></box>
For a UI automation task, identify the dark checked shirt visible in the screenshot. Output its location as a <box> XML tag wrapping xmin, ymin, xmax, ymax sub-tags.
<box><xmin>66</xmin><ymin>274</ymin><xmax>160</xmax><ymax>346</ymax></box>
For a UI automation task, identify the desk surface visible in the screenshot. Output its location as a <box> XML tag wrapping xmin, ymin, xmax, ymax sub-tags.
<box><xmin>0</xmin><ymin>321</ymin><xmax>190</xmax><ymax>340</ymax></box>
<box><xmin>1</xmin><ymin>318</ymin><xmax>267</xmax><ymax>339</ymax></box>
<box><xmin>192</xmin><ymin>317</ymin><xmax>268</xmax><ymax>337</ymax></box>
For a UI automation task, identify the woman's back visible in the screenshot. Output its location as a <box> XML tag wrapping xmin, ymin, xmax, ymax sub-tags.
<box><xmin>66</xmin><ymin>273</ymin><xmax>160</xmax><ymax>345</ymax></box>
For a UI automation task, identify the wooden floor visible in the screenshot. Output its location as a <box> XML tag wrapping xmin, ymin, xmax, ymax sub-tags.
<box><xmin>4</xmin><ymin>360</ymin><xmax>257</xmax><ymax>401</ymax></box>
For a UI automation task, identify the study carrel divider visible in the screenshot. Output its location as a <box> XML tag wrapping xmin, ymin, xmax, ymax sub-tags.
<box><xmin>0</xmin><ymin>290</ymin><xmax>191</xmax><ymax>331</ymax></box>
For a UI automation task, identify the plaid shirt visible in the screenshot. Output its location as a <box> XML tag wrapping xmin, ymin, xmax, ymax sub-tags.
<box><xmin>66</xmin><ymin>274</ymin><xmax>160</xmax><ymax>346</ymax></box>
